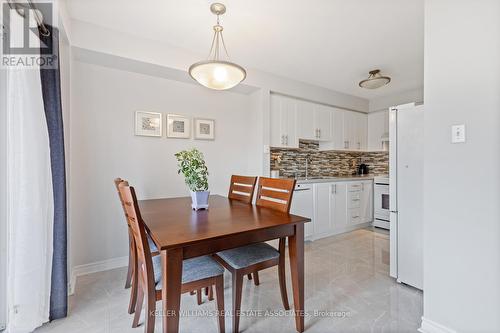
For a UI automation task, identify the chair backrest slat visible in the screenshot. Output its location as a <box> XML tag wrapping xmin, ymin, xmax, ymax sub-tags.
<box><xmin>255</xmin><ymin>177</ymin><xmax>296</xmax><ymax>213</ymax></box>
<box><xmin>118</xmin><ymin>183</ymin><xmax>155</xmax><ymax>288</ymax></box>
<box><xmin>228</xmin><ymin>175</ymin><xmax>257</xmax><ymax>204</ymax></box>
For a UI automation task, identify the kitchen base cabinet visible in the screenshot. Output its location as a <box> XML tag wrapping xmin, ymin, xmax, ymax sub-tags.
<box><xmin>306</xmin><ymin>180</ymin><xmax>374</xmax><ymax>241</ymax></box>
<box><xmin>331</xmin><ymin>182</ymin><xmax>347</xmax><ymax>229</ymax></box>
<box><xmin>313</xmin><ymin>183</ymin><xmax>332</xmax><ymax>235</ymax></box>
<box><xmin>360</xmin><ymin>180</ymin><xmax>373</xmax><ymax>223</ymax></box>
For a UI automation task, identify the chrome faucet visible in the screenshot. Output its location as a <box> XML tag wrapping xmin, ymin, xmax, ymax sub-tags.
<box><xmin>305</xmin><ymin>154</ymin><xmax>313</xmax><ymax>179</ymax></box>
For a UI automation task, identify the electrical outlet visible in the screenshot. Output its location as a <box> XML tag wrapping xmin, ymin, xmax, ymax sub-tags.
<box><xmin>451</xmin><ymin>124</ymin><xmax>466</xmax><ymax>143</ymax></box>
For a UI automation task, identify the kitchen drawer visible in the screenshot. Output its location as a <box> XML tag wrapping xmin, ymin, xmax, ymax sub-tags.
<box><xmin>348</xmin><ymin>192</ymin><xmax>361</xmax><ymax>208</ymax></box>
<box><xmin>349</xmin><ymin>208</ymin><xmax>362</xmax><ymax>225</ymax></box>
<box><xmin>348</xmin><ymin>183</ymin><xmax>362</xmax><ymax>192</ymax></box>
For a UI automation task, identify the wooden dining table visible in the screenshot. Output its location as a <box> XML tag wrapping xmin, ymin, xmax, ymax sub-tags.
<box><xmin>138</xmin><ymin>194</ymin><xmax>310</xmax><ymax>333</ymax></box>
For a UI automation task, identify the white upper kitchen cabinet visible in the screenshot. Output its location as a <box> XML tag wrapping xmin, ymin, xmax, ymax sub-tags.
<box><xmin>367</xmin><ymin>110</ymin><xmax>389</xmax><ymax>151</ymax></box>
<box><xmin>345</xmin><ymin>111</ymin><xmax>367</xmax><ymax>151</ymax></box>
<box><xmin>296</xmin><ymin>100</ymin><xmax>332</xmax><ymax>141</ymax></box>
<box><xmin>270</xmin><ymin>94</ymin><xmax>298</xmax><ymax>148</ymax></box>
<box><xmin>296</xmin><ymin>99</ymin><xmax>315</xmax><ymax>140</ymax></box>
<box><xmin>314</xmin><ymin>104</ymin><xmax>332</xmax><ymax>141</ymax></box>
<box><xmin>356</xmin><ymin>112</ymin><xmax>368</xmax><ymax>151</ymax></box>
<box><xmin>319</xmin><ymin>107</ymin><xmax>345</xmax><ymax>150</ymax></box>
<box><xmin>331</xmin><ymin>108</ymin><xmax>345</xmax><ymax>149</ymax></box>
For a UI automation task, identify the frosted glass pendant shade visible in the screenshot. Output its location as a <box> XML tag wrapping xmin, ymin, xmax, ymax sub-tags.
<box><xmin>189</xmin><ymin>60</ymin><xmax>246</xmax><ymax>90</ymax></box>
<box><xmin>189</xmin><ymin>3</ymin><xmax>246</xmax><ymax>90</ymax></box>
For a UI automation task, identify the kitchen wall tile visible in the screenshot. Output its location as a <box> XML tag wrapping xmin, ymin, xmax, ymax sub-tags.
<box><xmin>270</xmin><ymin>140</ymin><xmax>389</xmax><ymax>178</ymax></box>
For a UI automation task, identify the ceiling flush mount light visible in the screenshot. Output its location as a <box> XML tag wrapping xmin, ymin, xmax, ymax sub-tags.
<box><xmin>359</xmin><ymin>69</ymin><xmax>391</xmax><ymax>89</ymax></box>
<box><xmin>189</xmin><ymin>3</ymin><xmax>246</xmax><ymax>90</ymax></box>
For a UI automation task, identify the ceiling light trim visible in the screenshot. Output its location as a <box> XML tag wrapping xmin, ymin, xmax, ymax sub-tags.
<box><xmin>359</xmin><ymin>69</ymin><xmax>391</xmax><ymax>89</ymax></box>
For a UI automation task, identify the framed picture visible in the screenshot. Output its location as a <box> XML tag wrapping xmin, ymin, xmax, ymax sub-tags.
<box><xmin>167</xmin><ymin>114</ymin><xmax>191</xmax><ymax>138</ymax></box>
<box><xmin>194</xmin><ymin>118</ymin><xmax>215</xmax><ymax>140</ymax></box>
<box><xmin>135</xmin><ymin>111</ymin><xmax>162</xmax><ymax>137</ymax></box>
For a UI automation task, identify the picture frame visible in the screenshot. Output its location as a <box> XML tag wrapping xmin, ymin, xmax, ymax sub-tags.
<box><xmin>194</xmin><ymin>118</ymin><xmax>215</xmax><ymax>140</ymax></box>
<box><xmin>135</xmin><ymin>111</ymin><xmax>162</xmax><ymax>137</ymax></box>
<box><xmin>167</xmin><ymin>114</ymin><xmax>191</xmax><ymax>138</ymax></box>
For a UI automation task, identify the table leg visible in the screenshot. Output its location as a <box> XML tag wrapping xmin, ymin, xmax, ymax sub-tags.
<box><xmin>288</xmin><ymin>223</ymin><xmax>305</xmax><ymax>332</ymax></box>
<box><xmin>161</xmin><ymin>248</ymin><xmax>183</xmax><ymax>333</ymax></box>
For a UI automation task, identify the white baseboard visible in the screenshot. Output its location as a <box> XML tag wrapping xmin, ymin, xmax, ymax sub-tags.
<box><xmin>309</xmin><ymin>222</ymin><xmax>372</xmax><ymax>241</ymax></box>
<box><xmin>69</xmin><ymin>256</ymin><xmax>128</xmax><ymax>295</ymax></box>
<box><xmin>419</xmin><ymin>317</ymin><xmax>457</xmax><ymax>333</ymax></box>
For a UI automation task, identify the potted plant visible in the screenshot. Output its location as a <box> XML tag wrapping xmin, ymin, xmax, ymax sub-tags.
<box><xmin>175</xmin><ymin>148</ymin><xmax>210</xmax><ymax>210</ymax></box>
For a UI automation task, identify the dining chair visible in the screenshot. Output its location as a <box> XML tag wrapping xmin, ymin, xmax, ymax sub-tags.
<box><xmin>114</xmin><ymin>178</ymin><xmax>160</xmax><ymax>315</ymax></box>
<box><xmin>118</xmin><ymin>183</ymin><xmax>226</xmax><ymax>333</ymax></box>
<box><xmin>214</xmin><ymin>177</ymin><xmax>296</xmax><ymax>333</ymax></box>
<box><xmin>228</xmin><ymin>175</ymin><xmax>258</xmax><ymax>203</ymax></box>
<box><xmin>227</xmin><ymin>175</ymin><xmax>259</xmax><ymax>283</ymax></box>
<box><xmin>115</xmin><ymin>178</ymin><xmax>211</xmax><ymax>314</ymax></box>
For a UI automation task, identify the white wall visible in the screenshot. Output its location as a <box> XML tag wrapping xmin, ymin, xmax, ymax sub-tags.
<box><xmin>0</xmin><ymin>52</ymin><xmax>8</xmax><ymax>330</ymax></box>
<box><xmin>368</xmin><ymin>87</ymin><xmax>423</xmax><ymax>112</ymax></box>
<box><xmin>70</xmin><ymin>60</ymin><xmax>262</xmax><ymax>268</ymax></box>
<box><xmin>422</xmin><ymin>1</ymin><xmax>500</xmax><ymax>332</ymax></box>
<box><xmin>70</xmin><ymin>20</ymin><xmax>369</xmax><ymax>113</ymax></box>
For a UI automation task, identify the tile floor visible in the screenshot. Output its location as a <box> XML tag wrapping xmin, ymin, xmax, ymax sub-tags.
<box><xmin>35</xmin><ymin>228</ymin><xmax>422</xmax><ymax>333</ymax></box>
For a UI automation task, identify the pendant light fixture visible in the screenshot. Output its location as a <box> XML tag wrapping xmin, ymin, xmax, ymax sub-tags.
<box><xmin>359</xmin><ymin>69</ymin><xmax>391</xmax><ymax>89</ymax></box>
<box><xmin>189</xmin><ymin>3</ymin><xmax>246</xmax><ymax>90</ymax></box>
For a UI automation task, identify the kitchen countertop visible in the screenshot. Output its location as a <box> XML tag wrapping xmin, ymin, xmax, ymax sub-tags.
<box><xmin>287</xmin><ymin>174</ymin><xmax>378</xmax><ymax>184</ymax></box>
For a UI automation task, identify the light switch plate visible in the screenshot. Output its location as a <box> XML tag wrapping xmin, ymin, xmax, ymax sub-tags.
<box><xmin>451</xmin><ymin>124</ymin><xmax>466</xmax><ymax>143</ymax></box>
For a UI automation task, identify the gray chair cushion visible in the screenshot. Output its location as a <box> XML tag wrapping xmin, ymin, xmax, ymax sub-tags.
<box><xmin>216</xmin><ymin>243</ymin><xmax>279</xmax><ymax>269</ymax></box>
<box><xmin>153</xmin><ymin>255</ymin><xmax>224</xmax><ymax>290</ymax></box>
<box><xmin>147</xmin><ymin>234</ymin><xmax>158</xmax><ymax>252</ymax></box>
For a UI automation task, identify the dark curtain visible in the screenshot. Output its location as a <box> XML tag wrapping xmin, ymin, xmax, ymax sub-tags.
<box><xmin>39</xmin><ymin>25</ymin><xmax>68</xmax><ymax>320</ymax></box>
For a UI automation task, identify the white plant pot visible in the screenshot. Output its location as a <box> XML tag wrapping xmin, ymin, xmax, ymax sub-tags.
<box><xmin>190</xmin><ymin>190</ymin><xmax>210</xmax><ymax>210</ymax></box>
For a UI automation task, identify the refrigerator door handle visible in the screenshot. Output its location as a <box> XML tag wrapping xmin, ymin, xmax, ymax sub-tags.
<box><xmin>390</xmin><ymin>210</ymin><xmax>398</xmax><ymax>213</ymax></box>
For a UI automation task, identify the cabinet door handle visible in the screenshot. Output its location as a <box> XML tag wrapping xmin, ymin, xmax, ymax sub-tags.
<box><xmin>285</xmin><ymin>135</ymin><xmax>288</xmax><ymax>145</ymax></box>
<box><xmin>281</xmin><ymin>135</ymin><xmax>284</xmax><ymax>145</ymax></box>
<box><xmin>318</xmin><ymin>129</ymin><xmax>321</xmax><ymax>138</ymax></box>
<box><xmin>344</xmin><ymin>141</ymin><xmax>349</xmax><ymax>149</ymax></box>
<box><xmin>332</xmin><ymin>184</ymin><xmax>337</xmax><ymax>194</ymax></box>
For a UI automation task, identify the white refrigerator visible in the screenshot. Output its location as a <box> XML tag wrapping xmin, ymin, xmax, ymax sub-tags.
<box><xmin>389</xmin><ymin>103</ymin><xmax>424</xmax><ymax>290</ymax></box>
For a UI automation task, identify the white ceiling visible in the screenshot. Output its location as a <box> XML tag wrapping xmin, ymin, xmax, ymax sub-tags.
<box><xmin>65</xmin><ymin>0</ymin><xmax>424</xmax><ymax>99</ymax></box>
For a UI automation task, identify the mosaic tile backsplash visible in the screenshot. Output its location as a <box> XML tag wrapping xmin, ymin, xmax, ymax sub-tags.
<box><xmin>270</xmin><ymin>140</ymin><xmax>389</xmax><ymax>178</ymax></box>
